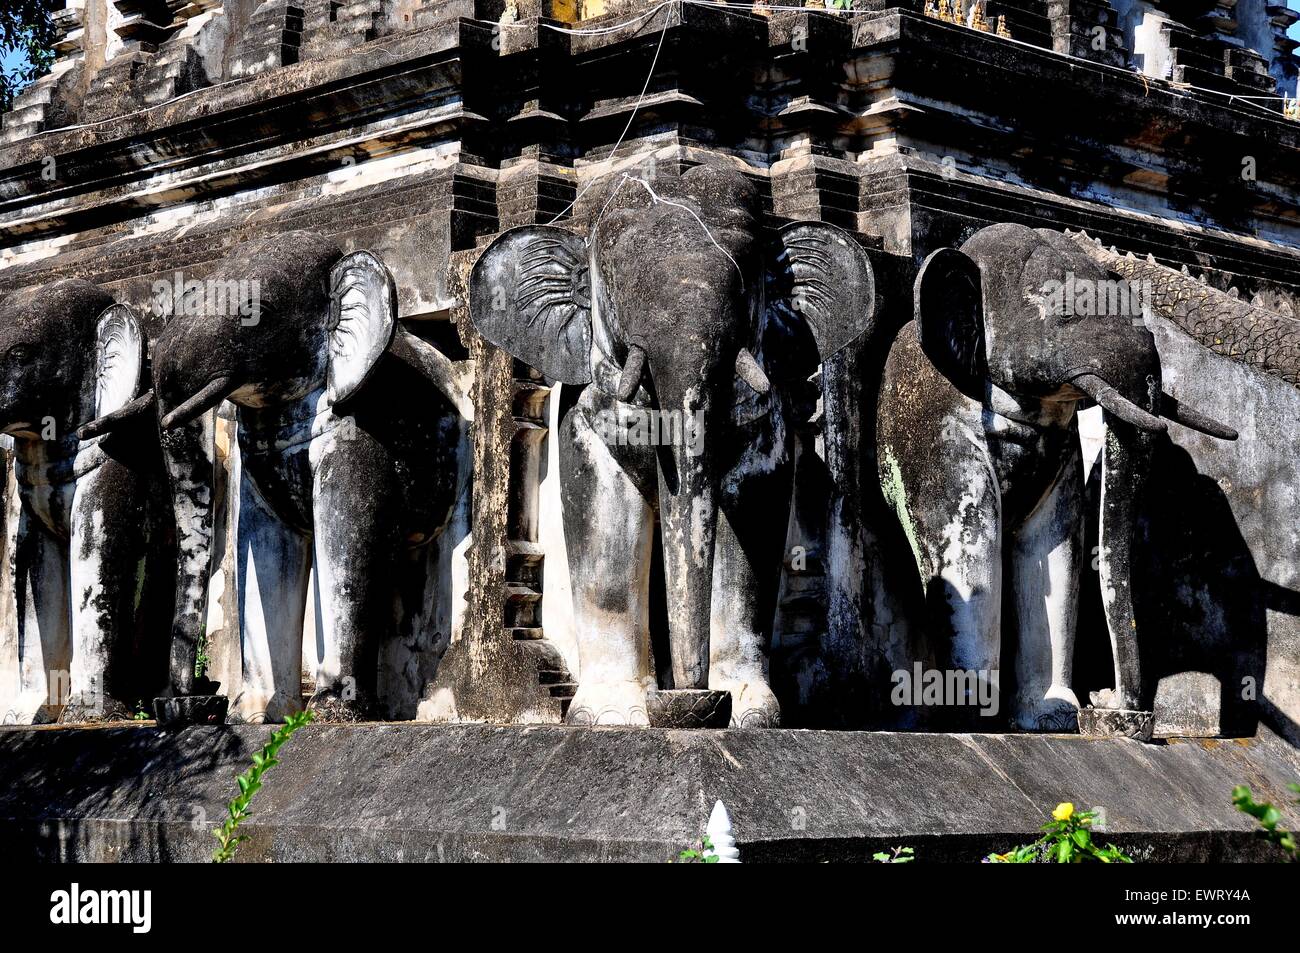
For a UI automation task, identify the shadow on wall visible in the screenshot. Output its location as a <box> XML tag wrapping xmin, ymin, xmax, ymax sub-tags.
<box><xmin>0</xmin><ymin>726</ymin><xmax>254</xmax><ymax>861</ymax></box>
<box><xmin>1075</xmin><ymin>441</ymin><xmax>1300</xmax><ymax>744</ymax></box>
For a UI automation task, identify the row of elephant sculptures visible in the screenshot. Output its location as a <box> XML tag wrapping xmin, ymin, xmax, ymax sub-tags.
<box><xmin>4</xmin><ymin>165</ymin><xmax>1291</xmax><ymax>728</ymax></box>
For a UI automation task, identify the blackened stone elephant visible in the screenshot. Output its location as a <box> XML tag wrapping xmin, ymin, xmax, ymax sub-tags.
<box><xmin>468</xmin><ymin>165</ymin><xmax>876</xmax><ymax>727</ymax></box>
<box><xmin>87</xmin><ymin>232</ymin><xmax>472</xmax><ymax>722</ymax></box>
<box><xmin>0</xmin><ymin>282</ymin><xmax>174</xmax><ymax>723</ymax></box>
<box><xmin>877</xmin><ymin>223</ymin><xmax>1237</xmax><ymax>731</ymax></box>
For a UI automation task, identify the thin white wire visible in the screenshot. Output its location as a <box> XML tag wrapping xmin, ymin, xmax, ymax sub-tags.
<box><xmin>23</xmin><ymin>76</ymin><xmax>245</xmax><ymax>139</ymax></box>
<box><xmin>617</xmin><ymin>172</ymin><xmax>746</xmax><ymax>291</ymax></box>
<box><xmin>545</xmin><ymin>3</ymin><xmax>674</xmax><ymax>223</ymax></box>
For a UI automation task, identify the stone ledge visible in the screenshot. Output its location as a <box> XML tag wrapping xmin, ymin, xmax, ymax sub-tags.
<box><xmin>2</xmin><ymin>723</ymin><xmax>1297</xmax><ymax>861</ymax></box>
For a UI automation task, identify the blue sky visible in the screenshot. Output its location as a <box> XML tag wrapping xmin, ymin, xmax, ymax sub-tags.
<box><xmin>1</xmin><ymin>2</ymin><xmax>1299</xmax><ymax>79</ymax></box>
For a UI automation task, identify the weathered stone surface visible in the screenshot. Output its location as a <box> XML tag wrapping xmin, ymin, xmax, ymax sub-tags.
<box><xmin>1</xmin><ymin>4</ymin><xmax>1298</xmax><ymax>741</ymax></box>
<box><xmin>1</xmin><ymin>723</ymin><xmax>1297</xmax><ymax>862</ymax></box>
<box><xmin>152</xmin><ymin>694</ymin><xmax>229</xmax><ymax>728</ymax></box>
<box><xmin>1078</xmin><ymin>707</ymin><xmax>1155</xmax><ymax>742</ymax></box>
<box><xmin>645</xmin><ymin>689</ymin><xmax>732</xmax><ymax>729</ymax></box>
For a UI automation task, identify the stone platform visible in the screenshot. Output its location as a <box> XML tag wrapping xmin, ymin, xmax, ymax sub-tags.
<box><xmin>2</xmin><ymin>724</ymin><xmax>1298</xmax><ymax>862</ymax></box>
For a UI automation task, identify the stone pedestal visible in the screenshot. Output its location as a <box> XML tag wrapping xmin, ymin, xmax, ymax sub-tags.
<box><xmin>2</xmin><ymin>723</ymin><xmax>1297</xmax><ymax>862</ymax></box>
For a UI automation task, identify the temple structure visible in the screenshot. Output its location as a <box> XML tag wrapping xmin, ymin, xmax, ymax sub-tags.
<box><xmin>0</xmin><ymin>0</ymin><xmax>1298</xmax><ymax>861</ymax></box>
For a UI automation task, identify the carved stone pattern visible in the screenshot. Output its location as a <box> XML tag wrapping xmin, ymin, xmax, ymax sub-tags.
<box><xmin>1075</xmin><ymin>238</ymin><xmax>1300</xmax><ymax>388</ymax></box>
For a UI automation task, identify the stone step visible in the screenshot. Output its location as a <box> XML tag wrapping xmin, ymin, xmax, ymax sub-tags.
<box><xmin>11</xmin><ymin>82</ymin><xmax>55</xmax><ymax>110</ymax></box>
<box><xmin>1</xmin><ymin>103</ymin><xmax>47</xmax><ymax>131</ymax></box>
<box><xmin>0</xmin><ymin>123</ymin><xmax>43</xmax><ymax>145</ymax></box>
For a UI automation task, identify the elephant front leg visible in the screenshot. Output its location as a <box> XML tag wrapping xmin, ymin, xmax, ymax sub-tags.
<box><xmin>12</xmin><ymin>511</ymin><xmax>70</xmax><ymax>724</ymax></box>
<box><xmin>708</xmin><ymin>504</ymin><xmax>784</xmax><ymax>727</ymax></box>
<box><xmin>560</xmin><ymin>404</ymin><xmax>655</xmax><ymax>726</ymax></box>
<box><xmin>65</xmin><ymin>470</ymin><xmax>159</xmax><ymax>722</ymax></box>
<box><xmin>1009</xmin><ymin>444</ymin><xmax>1084</xmax><ymax>731</ymax></box>
<box><xmin>236</xmin><ymin>478</ymin><xmax>311</xmax><ymax>723</ymax></box>
<box><xmin>883</xmin><ymin>438</ymin><xmax>1003</xmax><ymax>727</ymax></box>
<box><xmin>707</xmin><ymin>440</ymin><xmax>793</xmax><ymax>728</ymax></box>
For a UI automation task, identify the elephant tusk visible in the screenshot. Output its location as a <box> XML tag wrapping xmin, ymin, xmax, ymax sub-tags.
<box><xmin>1072</xmin><ymin>373</ymin><xmax>1166</xmax><ymax>434</ymax></box>
<box><xmin>76</xmin><ymin>390</ymin><xmax>155</xmax><ymax>440</ymax></box>
<box><xmin>734</xmin><ymin>348</ymin><xmax>771</xmax><ymax>396</ymax></box>
<box><xmin>1159</xmin><ymin>391</ymin><xmax>1238</xmax><ymax>441</ymax></box>
<box><xmin>616</xmin><ymin>345</ymin><xmax>647</xmax><ymax>402</ymax></box>
<box><xmin>160</xmin><ymin>376</ymin><xmax>235</xmax><ymax>430</ymax></box>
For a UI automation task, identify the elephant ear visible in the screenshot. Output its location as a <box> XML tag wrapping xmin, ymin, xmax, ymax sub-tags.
<box><xmin>468</xmin><ymin>225</ymin><xmax>592</xmax><ymax>385</ymax></box>
<box><xmin>327</xmin><ymin>251</ymin><xmax>397</xmax><ymax>404</ymax></box>
<box><xmin>93</xmin><ymin>304</ymin><xmax>144</xmax><ymax>420</ymax></box>
<box><xmin>765</xmin><ymin>222</ymin><xmax>877</xmax><ymax>380</ymax></box>
<box><xmin>914</xmin><ymin>246</ymin><xmax>986</xmax><ymax>395</ymax></box>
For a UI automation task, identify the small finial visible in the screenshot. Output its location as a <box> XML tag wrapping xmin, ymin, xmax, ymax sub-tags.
<box><xmin>995</xmin><ymin>14</ymin><xmax>1011</xmax><ymax>37</ymax></box>
<box><xmin>971</xmin><ymin>2</ymin><xmax>990</xmax><ymax>32</ymax></box>
<box><xmin>704</xmin><ymin>800</ymin><xmax>741</xmax><ymax>863</ymax></box>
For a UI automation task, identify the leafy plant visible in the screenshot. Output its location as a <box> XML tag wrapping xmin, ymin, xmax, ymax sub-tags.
<box><xmin>873</xmin><ymin>846</ymin><xmax>914</xmax><ymax>863</ymax></box>
<box><xmin>212</xmin><ymin>710</ymin><xmax>314</xmax><ymax>863</ymax></box>
<box><xmin>676</xmin><ymin>836</ymin><xmax>720</xmax><ymax>863</ymax></box>
<box><xmin>1232</xmin><ymin>783</ymin><xmax>1299</xmax><ymax>860</ymax></box>
<box><xmin>0</xmin><ymin>1</ymin><xmax>57</xmax><ymax>111</ymax></box>
<box><xmin>132</xmin><ymin>700</ymin><xmax>150</xmax><ymax>721</ymax></box>
<box><xmin>194</xmin><ymin>632</ymin><xmax>211</xmax><ymax>681</ymax></box>
<box><xmin>987</xmin><ymin>802</ymin><xmax>1132</xmax><ymax>864</ymax></box>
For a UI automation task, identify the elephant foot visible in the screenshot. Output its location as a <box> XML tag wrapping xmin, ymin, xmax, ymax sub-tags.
<box><xmin>710</xmin><ymin>678</ymin><xmax>781</xmax><ymax>728</ymax></box>
<box><xmin>565</xmin><ymin>681</ymin><xmax>650</xmax><ymax>727</ymax></box>
<box><xmin>229</xmin><ymin>689</ymin><xmax>302</xmax><ymax>724</ymax></box>
<box><xmin>57</xmin><ymin>697</ymin><xmax>134</xmax><ymax>725</ymax></box>
<box><xmin>4</xmin><ymin>691</ymin><xmax>60</xmax><ymax>725</ymax></box>
<box><xmin>306</xmin><ymin>687</ymin><xmax>373</xmax><ymax>723</ymax></box>
<box><xmin>1013</xmin><ymin>685</ymin><xmax>1080</xmax><ymax>732</ymax></box>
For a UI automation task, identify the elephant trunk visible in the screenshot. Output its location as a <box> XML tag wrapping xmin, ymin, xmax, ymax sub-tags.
<box><xmin>1093</xmin><ymin>409</ymin><xmax>1153</xmax><ymax>712</ymax></box>
<box><xmin>159</xmin><ymin>412</ymin><xmax>216</xmax><ymax>695</ymax></box>
<box><xmin>655</xmin><ymin>384</ymin><xmax>718</xmax><ymax>690</ymax></box>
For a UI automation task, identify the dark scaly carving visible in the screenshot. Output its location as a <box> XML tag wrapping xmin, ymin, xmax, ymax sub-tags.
<box><xmin>1068</xmin><ymin>233</ymin><xmax>1300</xmax><ymax>388</ymax></box>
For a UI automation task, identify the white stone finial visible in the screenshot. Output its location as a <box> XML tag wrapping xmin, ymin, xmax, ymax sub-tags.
<box><xmin>704</xmin><ymin>800</ymin><xmax>741</xmax><ymax>863</ymax></box>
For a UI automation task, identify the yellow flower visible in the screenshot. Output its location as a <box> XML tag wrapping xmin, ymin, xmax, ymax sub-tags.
<box><xmin>1052</xmin><ymin>802</ymin><xmax>1075</xmax><ymax>822</ymax></box>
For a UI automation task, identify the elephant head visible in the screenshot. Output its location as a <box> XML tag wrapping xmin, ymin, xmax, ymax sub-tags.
<box><xmin>0</xmin><ymin>281</ymin><xmax>142</xmax><ymax>444</ymax></box>
<box><xmin>468</xmin><ymin>164</ymin><xmax>875</xmax><ymax>702</ymax></box>
<box><xmin>81</xmin><ymin>232</ymin><xmax>471</xmax><ymax>697</ymax></box>
<box><xmin>915</xmin><ymin>223</ymin><xmax>1236</xmax><ymax>711</ymax></box>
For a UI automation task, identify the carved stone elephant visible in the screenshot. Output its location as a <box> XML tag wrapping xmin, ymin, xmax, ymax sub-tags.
<box><xmin>468</xmin><ymin>165</ymin><xmax>876</xmax><ymax>727</ymax></box>
<box><xmin>87</xmin><ymin>232</ymin><xmax>472</xmax><ymax>721</ymax></box>
<box><xmin>0</xmin><ymin>281</ymin><xmax>173</xmax><ymax>723</ymax></box>
<box><xmin>877</xmin><ymin>223</ymin><xmax>1237</xmax><ymax>730</ymax></box>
